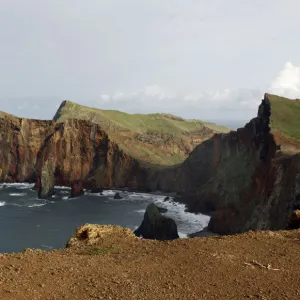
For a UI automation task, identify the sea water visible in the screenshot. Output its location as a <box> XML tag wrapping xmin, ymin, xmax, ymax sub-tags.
<box><xmin>0</xmin><ymin>183</ymin><xmax>210</xmax><ymax>253</ymax></box>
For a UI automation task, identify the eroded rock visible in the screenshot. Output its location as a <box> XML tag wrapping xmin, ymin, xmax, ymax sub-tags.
<box><xmin>38</xmin><ymin>160</ymin><xmax>55</xmax><ymax>199</ymax></box>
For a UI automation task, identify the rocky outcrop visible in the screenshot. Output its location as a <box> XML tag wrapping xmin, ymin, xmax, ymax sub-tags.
<box><xmin>146</xmin><ymin>94</ymin><xmax>300</xmax><ymax>235</ymax></box>
<box><xmin>134</xmin><ymin>203</ymin><xmax>179</xmax><ymax>240</ymax></box>
<box><xmin>66</xmin><ymin>224</ymin><xmax>137</xmax><ymax>249</ymax></box>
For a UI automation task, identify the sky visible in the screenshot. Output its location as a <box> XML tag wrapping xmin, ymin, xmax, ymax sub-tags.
<box><xmin>0</xmin><ymin>0</ymin><xmax>300</xmax><ymax>128</ymax></box>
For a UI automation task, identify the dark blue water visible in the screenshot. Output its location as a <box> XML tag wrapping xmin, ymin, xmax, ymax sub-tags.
<box><xmin>0</xmin><ymin>183</ymin><xmax>210</xmax><ymax>253</ymax></box>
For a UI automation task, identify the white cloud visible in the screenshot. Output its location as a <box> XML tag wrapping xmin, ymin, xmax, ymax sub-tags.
<box><xmin>93</xmin><ymin>85</ymin><xmax>263</xmax><ymax>121</ymax></box>
<box><xmin>2</xmin><ymin>62</ymin><xmax>300</xmax><ymax>128</ymax></box>
<box><xmin>269</xmin><ymin>62</ymin><xmax>300</xmax><ymax>98</ymax></box>
<box><xmin>90</xmin><ymin>61</ymin><xmax>300</xmax><ymax>121</ymax></box>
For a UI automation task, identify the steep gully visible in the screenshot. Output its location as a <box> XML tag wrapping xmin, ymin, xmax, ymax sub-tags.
<box><xmin>0</xmin><ymin>94</ymin><xmax>299</xmax><ymax>235</ymax></box>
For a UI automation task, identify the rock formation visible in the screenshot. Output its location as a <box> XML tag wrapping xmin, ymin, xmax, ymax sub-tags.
<box><xmin>0</xmin><ymin>113</ymin><xmax>148</xmax><ymax>198</ymax></box>
<box><xmin>66</xmin><ymin>224</ymin><xmax>137</xmax><ymax>249</ymax></box>
<box><xmin>149</xmin><ymin>94</ymin><xmax>300</xmax><ymax>235</ymax></box>
<box><xmin>134</xmin><ymin>203</ymin><xmax>179</xmax><ymax>240</ymax></box>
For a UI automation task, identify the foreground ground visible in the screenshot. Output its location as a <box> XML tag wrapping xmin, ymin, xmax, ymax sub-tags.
<box><xmin>0</xmin><ymin>226</ymin><xmax>300</xmax><ymax>300</ymax></box>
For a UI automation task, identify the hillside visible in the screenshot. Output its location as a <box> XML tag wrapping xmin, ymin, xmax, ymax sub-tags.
<box><xmin>265</xmin><ymin>93</ymin><xmax>300</xmax><ymax>152</ymax></box>
<box><xmin>53</xmin><ymin>101</ymin><xmax>229</xmax><ymax>165</ymax></box>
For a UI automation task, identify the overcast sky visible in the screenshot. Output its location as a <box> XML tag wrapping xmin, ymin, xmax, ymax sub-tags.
<box><xmin>0</xmin><ymin>0</ymin><xmax>300</xmax><ymax>127</ymax></box>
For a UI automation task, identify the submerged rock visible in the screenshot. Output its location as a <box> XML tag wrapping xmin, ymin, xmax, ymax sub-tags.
<box><xmin>114</xmin><ymin>192</ymin><xmax>122</xmax><ymax>199</ymax></box>
<box><xmin>134</xmin><ymin>203</ymin><xmax>179</xmax><ymax>240</ymax></box>
<box><xmin>164</xmin><ymin>196</ymin><xmax>170</xmax><ymax>202</ymax></box>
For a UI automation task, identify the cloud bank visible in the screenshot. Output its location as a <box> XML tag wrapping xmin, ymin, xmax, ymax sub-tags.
<box><xmin>88</xmin><ymin>62</ymin><xmax>300</xmax><ymax>122</ymax></box>
<box><xmin>1</xmin><ymin>62</ymin><xmax>300</xmax><ymax>128</ymax></box>
<box><xmin>269</xmin><ymin>62</ymin><xmax>300</xmax><ymax>99</ymax></box>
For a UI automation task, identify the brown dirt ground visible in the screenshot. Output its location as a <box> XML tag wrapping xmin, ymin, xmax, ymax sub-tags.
<box><xmin>1</xmin><ymin>227</ymin><xmax>300</xmax><ymax>300</ymax></box>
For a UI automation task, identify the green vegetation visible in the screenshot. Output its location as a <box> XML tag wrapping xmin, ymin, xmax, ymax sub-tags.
<box><xmin>265</xmin><ymin>93</ymin><xmax>300</xmax><ymax>141</ymax></box>
<box><xmin>54</xmin><ymin>101</ymin><xmax>229</xmax><ymax>135</ymax></box>
<box><xmin>54</xmin><ymin>100</ymin><xmax>230</xmax><ymax>165</ymax></box>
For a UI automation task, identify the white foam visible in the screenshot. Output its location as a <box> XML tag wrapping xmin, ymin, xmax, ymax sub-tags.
<box><xmin>85</xmin><ymin>192</ymin><xmax>104</xmax><ymax>197</ymax></box>
<box><xmin>178</xmin><ymin>232</ymin><xmax>188</xmax><ymax>238</ymax></box>
<box><xmin>0</xmin><ymin>201</ymin><xmax>6</xmax><ymax>207</ymax></box>
<box><xmin>9</xmin><ymin>193</ymin><xmax>27</xmax><ymax>197</ymax></box>
<box><xmin>154</xmin><ymin>198</ymin><xmax>210</xmax><ymax>236</ymax></box>
<box><xmin>28</xmin><ymin>203</ymin><xmax>47</xmax><ymax>208</ymax></box>
<box><xmin>54</xmin><ymin>186</ymin><xmax>71</xmax><ymax>190</ymax></box>
<box><xmin>102</xmin><ymin>190</ymin><xmax>118</xmax><ymax>197</ymax></box>
<box><xmin>0</xmin><ymin>183</ymin><xmax>34</xmax><ymax>189</ymax></box>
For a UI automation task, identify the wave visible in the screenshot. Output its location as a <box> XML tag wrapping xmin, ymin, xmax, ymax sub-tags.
<box><xmin>54</xmin><ymin>186</ymin><xmax>71</xmax><ymax>190</ymax></box>
<box><xmin>0</xmin><ymin>201</ymin><xmax>6</xmax><ymax>207</ymax></box>
<box><xmin>9</xmin><ymin>193</ymin><xmax>27</xmax><ymax>197</ymax></box>
<box><xmin>28</xmin><ymin>203</ymin><xmax>47</xmax><ymax>208</ymax></box>
<box><xmin>0</xmin><ymin>183</ymin><xmax>34</xmax><ymax>189</ymax></box>
<box><xmin>134</xmin><ymin>196</ymin><xmax>210</xmax><ymax>237</ymax></box>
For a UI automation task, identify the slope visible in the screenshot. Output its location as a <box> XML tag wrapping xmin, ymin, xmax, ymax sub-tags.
<box><xmin>265</xmin><ymin>93</ymin><xmax>300</xmax><ymax>152</ymax></box>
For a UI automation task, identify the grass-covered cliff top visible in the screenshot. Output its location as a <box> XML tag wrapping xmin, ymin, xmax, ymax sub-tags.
<box><xmin>53</xmin><ymin>100</ymin><xmax>229</xmax><ymax>165</ymax></box>
<box><xmin>265</xmin><ymin>93</ymin><xmax>300</xmax><ymax>151</ymax></box>
<box><xmin>54</xmin><ymin>100</ymin><xmax>229</xmax><ymax>135</ymax></box>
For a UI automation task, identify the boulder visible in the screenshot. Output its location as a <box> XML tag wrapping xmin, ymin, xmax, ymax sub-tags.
<box><xmin>287</xmin><ymin>210</ymin><xmax>300</xmax><ymax>229</ymax></box>
<box><xmin>134</xmin><ymin>203</ymin><xmax>179</xmax><ymax>240</ymax></box>
<box><xmin>164</xmin><ymin>196</ymin><xmax>170</xmax><ymax>202</ymax></box>
<box><xmin>69</xmin><ymin>181</ymin><xmax>84</xmax><ymax>198</ymax></box>
<box><xmin>114</xmin><ymin>192</ymin><xmax>122</xmax><ymax>199</ymax></box>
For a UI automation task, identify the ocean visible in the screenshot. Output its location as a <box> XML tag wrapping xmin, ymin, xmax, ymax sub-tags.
<box><xmin>0</xmin><ymin>183</ymin><xmax>210</xmax><ymax>253</ymax></box>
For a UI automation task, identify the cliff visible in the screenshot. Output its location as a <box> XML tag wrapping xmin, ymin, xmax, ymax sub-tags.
<box><xmin>1</xmin><ymin>93</ymin><xmax>299</xmax><ymax>234</ymax></box>
<box><xmin>0</xmin><ymin>113</ymin><xmax>147</xmax><ymax>197</ymax></box>
<box><xmin>54</xmin><ymin>100</ymin><xmax>229</xmax><ymax>166</ymax></box>
<box><xmin>150</xmin><ymin>93</ymin><xmax>300</xmax><ymax>234</ymax></box>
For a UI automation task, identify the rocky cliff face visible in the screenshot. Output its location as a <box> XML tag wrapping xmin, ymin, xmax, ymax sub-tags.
<box><xmin>149</xmin><ymin>94</ymin><xmax>300</xmax><ymax>234</ymax></box>
<box><xmin>0</xmin><ymin>113</ymin><xmax>147</xmax><ymax>197</ymax></box>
